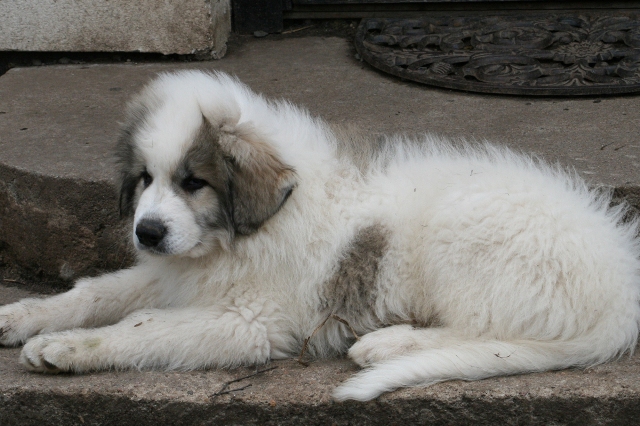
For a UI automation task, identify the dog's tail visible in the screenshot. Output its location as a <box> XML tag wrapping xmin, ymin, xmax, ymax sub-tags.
<box><xmin>333</xmin><ymin>324</ymin><xmax>638</xmax><ymax>401</ymax></box>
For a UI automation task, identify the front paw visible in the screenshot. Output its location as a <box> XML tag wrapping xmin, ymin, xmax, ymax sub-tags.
<box><xmin>20</xmin><ymin>333</ymin><xmax>97</xmax><ymax>373</ymax></box>
<box><xmin>0</xmin><ymin>301</ymin><xmax>42</xmax><ymax>347</ymax></box>
<box><xmin>348</xmin><ymin>324</ymin><xmax>419</xmax><ymax>367</ymax></box>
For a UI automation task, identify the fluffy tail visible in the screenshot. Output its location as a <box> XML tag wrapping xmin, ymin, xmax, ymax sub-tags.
<box><xmin>333</xmin><ymin>329</ymin><xmax>637</xmax><ymax>401</ymax></box>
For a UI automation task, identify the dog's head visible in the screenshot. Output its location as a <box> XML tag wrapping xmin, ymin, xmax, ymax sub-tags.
<box><xmin>115</xmin><ymin>71</ymin><xmax>296</xmax><ymax>257</ymax></box>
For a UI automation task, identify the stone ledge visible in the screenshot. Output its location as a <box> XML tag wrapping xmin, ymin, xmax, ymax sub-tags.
<box><xmin>0</xmin><ymin>36</ymin><xmax>639</xmax><ymax>284</ymax></box>
<box><xmin>0</xmin><ymin>165</ymin><xmax>132</xmax><ymax>287</ymax></box>
<box><xmin>0</xmin><ymin>0</ymin><xmax>230</xmax><ymax>57</ymax></box>
<box><xmin>1</xmin><ymin>283</ymin><xmax>640</xmax><ymax>424</ymax></box>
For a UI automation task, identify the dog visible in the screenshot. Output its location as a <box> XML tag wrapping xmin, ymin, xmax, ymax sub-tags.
<box><xmin>1</xmin><ymin>70</ymin><xmax>639</xmax><ymax>401</ymax></box>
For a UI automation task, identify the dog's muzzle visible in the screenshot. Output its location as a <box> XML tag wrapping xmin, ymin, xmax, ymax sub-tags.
<box><xmin>135</xmin><ymin>219</ymin><xmax>167</xmax><ymax>248</ymax></box>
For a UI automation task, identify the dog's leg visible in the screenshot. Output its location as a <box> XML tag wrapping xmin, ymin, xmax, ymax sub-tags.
<box><xmin>0</xmin><ymin>266</ymin><xmax>160</xmax><ymax>346</ymax></box>
<box><xmin>347</xmin><ymin>324</ymin><xmax>456</xmax><ymax>367</ymax></box>
<box><xmin>19</xmin><ymin>300</ymin><xmax>292</xmax><ymax>373</ymax></box>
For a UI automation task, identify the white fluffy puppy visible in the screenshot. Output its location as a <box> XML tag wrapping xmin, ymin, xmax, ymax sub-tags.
<box><xmin>1</xmin><ymin>70</ymin><xmax>639</xmax><ymax>401</ymax></box>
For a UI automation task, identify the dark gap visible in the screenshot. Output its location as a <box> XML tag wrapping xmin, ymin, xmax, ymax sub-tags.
<box><xmin>0</xmin><ymin>51</ymin><xmax>202</xmax><ymax>78</ymax></box>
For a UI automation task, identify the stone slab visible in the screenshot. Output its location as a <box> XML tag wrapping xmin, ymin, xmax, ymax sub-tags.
<box><xmin>0</xmin><ymin>36</ymin><xmax>639</xmax><ymax>284</ymax></box>
<box><xmin>1</xmin><ymin>37</ymin><xmax>639</xmax><ymax>185</ymax></box>
<box><xmin>0</xmin><ymin>0</ymin><xmax>230</xmax><ymax>57</ymax></box>
<box><xmin>1</xmin><ymin>284</ymin><xmax>640</xmax><ymax>424</ymax></box>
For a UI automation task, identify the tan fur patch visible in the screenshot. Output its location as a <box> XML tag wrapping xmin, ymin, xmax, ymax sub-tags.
<box><xmin>219</xmin><ymin>122</ymin><xmax>297</xmax><ymax>235</ymax></box>
<box><xmin>322</xmin><ymin>225</ymin><xmax>389</xmax><ymax>320</ymax></box>
<box><xmin>182</xmin><ymin>118</ymin><xmax>297</xmax><ymax>236</ymax></box>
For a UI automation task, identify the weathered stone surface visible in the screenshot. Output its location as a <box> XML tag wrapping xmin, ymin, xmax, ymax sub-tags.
<box><xmin>1</xmin><ymin>285</ymin><xmax>640</xmax><ymax>425</ymax></box>
<box><xmin>0</xmin><ymin>166</ymin><xmax>132</xmax><ymax>286</ymax></box>
<box><xmin>0</xmin><ymin>36</ymin><xmax>639</xmax><ymax>286</ymax></box>
<box><xmin>0</xmin><ymin>0</ymin><xmax>230</xmax><ymax>57</ymax></box>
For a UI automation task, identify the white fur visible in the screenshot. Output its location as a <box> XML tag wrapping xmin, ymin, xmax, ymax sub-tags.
<box><xmin>1</xmin><ymin>71</ymin><xmax>639</xmax><ymax>402</ymax></box>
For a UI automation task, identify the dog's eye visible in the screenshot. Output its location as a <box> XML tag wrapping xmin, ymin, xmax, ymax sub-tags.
<box><xmin>182</xmin><ymin>177</ymin><xmax>208</xmax><ymax>192</ymax></box>
<box><xmin>141</xmin><ymin>171</ymin><xmax>153</xmax><ymax>188</ymax></box>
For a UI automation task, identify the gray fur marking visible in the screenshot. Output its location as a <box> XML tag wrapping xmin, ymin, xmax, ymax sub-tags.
<box><xmin>178</xmin><ymin>120</ymin><xmax>234</xmax><ymax>232</ymax></box>
<box><xmin>322</xmin><ymin>225</ymin><xmax>389</xmax><ymax>321</ymax></box>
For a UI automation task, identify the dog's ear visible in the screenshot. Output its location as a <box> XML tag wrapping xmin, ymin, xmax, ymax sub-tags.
<box><xmin>115</xmin><ymin>112</ymin><xmax>145</xmax><ymax>219</ymax></box>
<box><xmin>217</xmin><ymin>123</ymin><xmax>296</xmax><ymax>235</ymax></box>
<box><xmin>115</xmin><ymin>125</ymin><xmax>139</xmax><ymax>218</ymax></box>
<box><xmin>118</xmin><ymin>173</ymin><xmax>139</xmax><ymax>218</ymax></box>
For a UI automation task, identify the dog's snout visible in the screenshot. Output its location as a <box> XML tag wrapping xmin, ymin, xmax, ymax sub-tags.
<box><xmin>136</xmin><ymin>219</ymin><xmax>167</xmax><ymax>247</ymax></box>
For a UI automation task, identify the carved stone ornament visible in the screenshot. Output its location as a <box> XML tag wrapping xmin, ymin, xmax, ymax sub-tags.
<box><xmin>355</xmin><ymin>14</ymin><xmax>640</xmax><ymax>95</ymax></box>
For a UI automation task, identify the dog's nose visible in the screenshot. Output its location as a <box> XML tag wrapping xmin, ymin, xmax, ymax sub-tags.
<box><xmin>135</xmin><ymin>219</ymin><xmax>167</xmax><ymax>247</ymax></box>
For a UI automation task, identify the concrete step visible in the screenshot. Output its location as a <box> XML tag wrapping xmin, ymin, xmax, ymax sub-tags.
<box><xmin>2</xmin><ymin>36</ymin><xmax>640</xmax><ymax>285</ymax></box>
<box><xmin>1</xmin><ymin>35</ymin><xmax>640</xmax><ymax>423</ymax></box>
<box><xmin>2</xmin><ymin>284</ymin><xmax>640</xmax><ymax>425</ymax></box>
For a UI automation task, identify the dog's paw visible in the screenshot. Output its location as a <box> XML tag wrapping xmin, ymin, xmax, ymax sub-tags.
<box><xmin>0</xmin><ymin>301</ymin><xmax>43</xmax><ymax>347</ymax></box>
<box><xmin>20</xmin><ymin>335</ymin><xmax>64</xmax><ymax>373</ymax></box>
<box><xmin>348</xmin><ymin>324</ymin><xmax>422</xmax><ymax>367</ymax></box>
<box><xmin>20</xmin><ymin>332</ymin><xmax>99</xmax><ymax>373</ymax></box>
